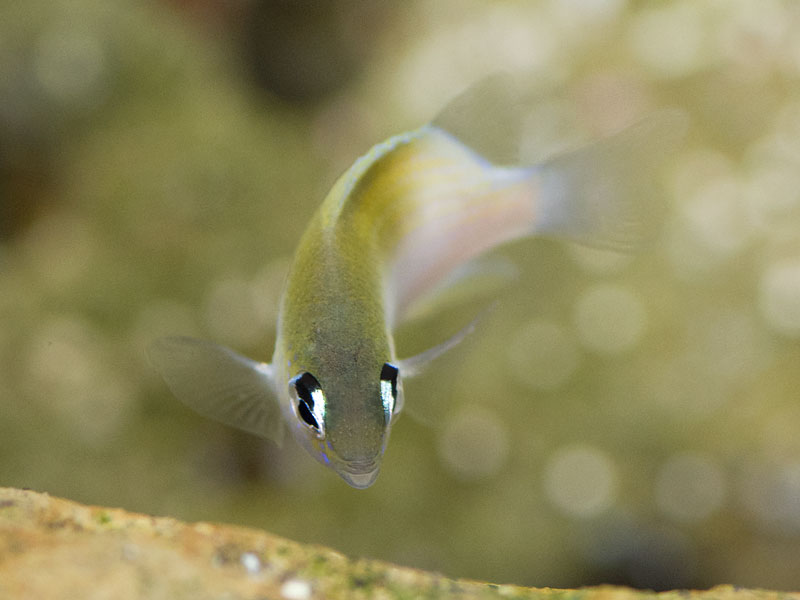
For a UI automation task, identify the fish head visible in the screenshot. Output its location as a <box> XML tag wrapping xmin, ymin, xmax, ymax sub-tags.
<box><xmin>286</xmin><ymin>359</ymin><xmax>403</xmax><ymax>489</ymax></box>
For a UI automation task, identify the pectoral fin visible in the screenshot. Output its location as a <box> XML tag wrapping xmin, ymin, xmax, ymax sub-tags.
<box><xmin>147</xmin><ymin>336</ymin><xmax>285</xmax><ymax>444</ymax></box>
<box><xmin>398</xmin><ymin>306</ymin><xmax>492</xmax><ymax>378</ymax></box>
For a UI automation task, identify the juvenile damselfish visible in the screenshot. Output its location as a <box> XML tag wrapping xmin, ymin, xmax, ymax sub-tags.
<box><xmin>149</xmin><ymin>80</ymin><xmax>684</xmax><ymax>488</ymax></box>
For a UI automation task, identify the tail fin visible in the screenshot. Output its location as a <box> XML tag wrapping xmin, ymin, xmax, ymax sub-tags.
<box><xmin>534</xmin><ymin>110</ymin><xmax>688</xmax><ymax>250</ymax></box>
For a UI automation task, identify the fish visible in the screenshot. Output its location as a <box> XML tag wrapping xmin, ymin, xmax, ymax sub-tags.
<box><xmin>148</xmin><ymin>77</ymin><xmax>686</xmax><ymax>489</ymax></box>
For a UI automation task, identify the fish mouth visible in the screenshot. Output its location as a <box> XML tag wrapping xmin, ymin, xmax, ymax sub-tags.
<box><xmin>339</xmin><ymin>461</ymin><xmax>380</xmax><ymax>489</ymax></box>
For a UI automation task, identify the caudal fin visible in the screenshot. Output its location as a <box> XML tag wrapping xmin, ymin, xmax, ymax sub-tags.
<box><xmin>534</xmin><ymin>110</ymin><xmax>689</xmax><ymax>250</ymax></box>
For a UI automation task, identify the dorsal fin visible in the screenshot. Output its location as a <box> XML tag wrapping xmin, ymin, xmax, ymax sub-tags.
<box><xmin>432</xmin><ymin>73</ymin><xmax>524</xmax><ymax>166</ymax></box>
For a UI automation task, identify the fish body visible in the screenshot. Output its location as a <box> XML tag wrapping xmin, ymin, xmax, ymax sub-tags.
<box><xmin>149</xmin><ymin>82</ymin><xmax>684</xmax><ymax>488</ymax></box>
<box><xmin>272</xmin><ymin>126</ymin><xmax>532</xmax><ymax>486</ymax></box>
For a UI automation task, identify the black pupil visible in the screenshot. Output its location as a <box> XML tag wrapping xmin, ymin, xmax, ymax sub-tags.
<box><xmin>295</xmin><ymin>373</ymin><xmax>320</xmax><ymax>430</ymax></box>
<box><xmin>297</xmin><ymin>398</ymin><xmax>318</xmax><ymax>429</ymax></box>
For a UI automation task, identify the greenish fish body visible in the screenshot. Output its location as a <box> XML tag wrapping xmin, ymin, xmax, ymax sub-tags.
<box><xmin>149</xmin><ymin>83</ymin><xmax>684</xmax><ymax>488</ymax></box>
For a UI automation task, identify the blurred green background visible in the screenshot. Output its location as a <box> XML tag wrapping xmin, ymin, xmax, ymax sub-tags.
<box><xmin>2</xmin><ymin>0</ymin><xmax>800</xmax><ymax>592</ymax></box>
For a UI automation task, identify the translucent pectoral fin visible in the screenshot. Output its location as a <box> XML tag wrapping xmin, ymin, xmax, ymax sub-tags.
<box><xmin>398</xmin><ymin>305</ymin><xmax>492</xmax><ymax>378</ymax></box>
<box><xmin>147</xmin><ymin>336</ymin><xmax>285</xmax><ymax>444</ymax></box>
<box><xmin>395</xmin><ymin>307</ymin><xmax>492</xmax><ymax>427</ymax></box>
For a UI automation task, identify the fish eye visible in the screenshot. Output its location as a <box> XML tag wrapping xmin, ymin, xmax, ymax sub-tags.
<box><xmin>380</xmin><ymin>363</ymin><xmax>400</xmax><ymax>418</ymax></box>
<box><xmin>290</xmin><ymin>372</ymin><xmax>325</xmax><ymax>438</ymax></box>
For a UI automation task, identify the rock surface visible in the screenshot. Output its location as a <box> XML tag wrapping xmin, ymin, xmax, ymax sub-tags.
<box><xmin>0</xmin><ymin>487</ymin><xmax>797</xmax><ymax>600</ymax></box>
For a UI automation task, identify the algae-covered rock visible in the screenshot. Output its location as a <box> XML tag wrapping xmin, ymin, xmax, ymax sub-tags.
<box><xmin>0</xmin><ymin>487</ymin><xmax>797</xmax><ymax>600</ymax></box>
